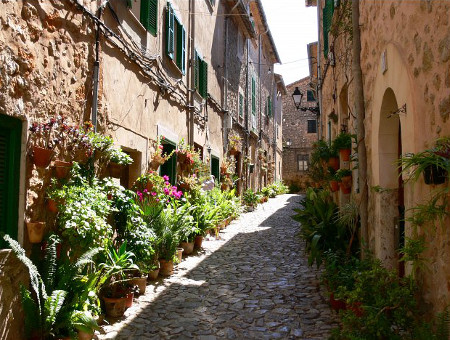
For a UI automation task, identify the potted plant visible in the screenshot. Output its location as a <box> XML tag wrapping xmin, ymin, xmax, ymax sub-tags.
<box><xmin>149</xmin><ymin>136</ymin><xmax>174</xmax><ymax>170</ymax></box>
<box><xmin>336</xmin><ymin>168</ymin><xmax>352</xmax><ymax>194</ymax></box>
<box><xmin>329</xmin><ymin>171</ymin><xmax>340</xmax><ymax>193</ymax></box>
<box><xmin>243</xmin><ymin>188</ymin><xmax>259</xmax><ymax>211</ymax></box>
<box><xmin>228</xmin><ymin>131</ymin><xmax>242</xmax><ymax>155</ymax></box>
<box><xmin>28</xmin><ymin>118</ymin><xmax>58</xmax><ymax>167</ymax></box>
<box><xmin>98</xmin><ymin>243</ymin><xmax>139</xmax><ymax>317</ymax></box>
<box><xmin>400</xmin><ymin>137</ymin><xmax>450</xmax><ymax>185</ymax></box>
<box><xmin>107</xmin><ymin>147</ymin><xmax>133</xmax><ymax>178</ymax></box>
<box><xmin>328</xmin><ymin>145</ymin><xmax>340</xmax><ymax>171</ymax></box>
<box><xmin>333</xmin><ymin>132</ymin><xmax>353</xmax><ymax>161</ymax></box>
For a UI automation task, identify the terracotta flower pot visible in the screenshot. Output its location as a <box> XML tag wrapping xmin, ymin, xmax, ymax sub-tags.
<box><xmin>330</xmin><ymin>180</ymin><xmax>339</xmax><ymax>192</ymax></box>
<box><xmin>108</xmin><ymin>162</ymin><xmax>123</xmax><ymax>178</ymax></box>
<box><xmin>176</xmin><ymin>248</ymin><xmax>184</xmax><ymax>263</ymax></box>
<box><xmin>130</xmin><ymin>276</ymin><xmax>147</xmax><ymax>295</ymax></box>
<box><xmin>180</xmin><ymin>241</ymin><xmax>194</xmax><ymax>255</ymax></box>
<box><xmin>339</xmin><ymin>148</ymin><xmax>351</xmax><ymax>162</ymax></box>
<box><xmin>194</xmin><ymin>235</ymin><xmax>203</xmax><ymax>249</ymax></box>
<box><xmin>103</xmin><ymin>296</ymin><xmax>127</xmax><ymax>317</ymax></box>
<box><xmin>125</xmin><ymin>292</ymin><xmax>133</xmax><ymax>308</ymax></box>
<box><xmin>340</xmin><ymin>175</ymin><xmax>352</xmax><ymax>194</ymax></box>
<box><xmin>145</xmin><ymin>181</ymin><xmax>154</xmax><ymax>191</ymax></box>
<box><xmin>159</xmin><ymin>259</ymin><xmax>174</xmax><ymax>276</ymax></box>
<box><xmin>328</xmin><ymin>157</ymin><xmax>340</xmax><ymax>171</ymax></box>
<box><xmin>53</xmin><ymin>160</ymin><xmax>72</xmax><ymax>179</ymax></box>
<box><xmin>32</xmin><ymin>146</ymin><xmax>54</xmax><ymax>168</ymax></box>
<box><xmin>329</xmin><ymin>292</ymin><xmax>347</xmax><ymax>311</ymax></box>
<box><xmin>47</xmin><ymin>199</ymin><xmax>58</xmax><ymax>213</ymax></box>
<box><xmin>26</xmin><ymin>222</ymin><xmax>46</xmax><ymax>243</ymax></box>
<box><xmin>78</xmin><ymin>331</ymin><xmax>94</xmax><ymax>340</ymax></box>
<box><xmin>148</xmin><ymin>267</ymin><xmax>160</xmax><ymax>281</ymax></box>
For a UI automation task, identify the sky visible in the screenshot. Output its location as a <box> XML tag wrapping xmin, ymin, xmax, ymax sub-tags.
<box><xmin>260</xmin><ymin>0</ymin><xmax>318</xmax><ymax>86</ymax></box>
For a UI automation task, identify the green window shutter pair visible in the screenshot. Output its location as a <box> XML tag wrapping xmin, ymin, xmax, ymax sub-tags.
<box><xmin>322</xmin><ymin>0</ymin><xmax>334</xmax><ymax>58</ymax></box>
<box><xmin>267</xmin><ymin>96</ymin><xmax>272</xmax><ymax>117</ymax></box>
<box><xmin>166</xmin><ymin>2</ymin><xmax>175</xmax><ymax>59</ymax></box>
<box><xmin>239</xmin><ymin>93</ymin><xmax>244</xmax><ymax>118</ymax></box>
<box><xmin>175</xmin><ymin>19</ymin><xmax>186</xmax><ymax>73</ymax></box>
<box><xmin>0</xmin><ymin>115</ymin><xmax>21</xmax><ymax>248</ymax></box>
<box><xmin>200</xmin><ymin>60</ymin><xmax>208</xmax><ymax>98</ymax></box>
<box><xmin>140</xmin><ymin>0</ymin><xmax>158</xmax><ymax>36</ymax></box>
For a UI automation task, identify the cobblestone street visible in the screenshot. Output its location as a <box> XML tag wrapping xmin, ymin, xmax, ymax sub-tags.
<box><xmin>99</xmin><ymin>194</ymin><xmax>338</xmax><ymax>339</ymax></box>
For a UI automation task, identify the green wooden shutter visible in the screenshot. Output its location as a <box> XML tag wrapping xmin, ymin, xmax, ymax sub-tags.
<box><xmin>166</xmin><ymin>2</ymin><xmax>174</xmax><ymax>59</ymax></box>
<box><xmin>323</xmin><ymin>0</ymin><xmax>334</xmax><ymax>58</ymax></box>
<box><xmin>194</xmin><ymin>50</ymin><xmax>199</xmax><ymax>91</ymax></box>
<box><xmin>268</xmin><ymin>96</ymin><xmax>272</xmax><ymax>117</ymax></box>
<box><xmin>0</xmin><ymin>115</ymin><xmax>21</xmax><ymax>248</ymax></box>
<box><xmin>251</xmin><ymin>77</ymin><xmax>256</xmax><ymax>115</ymax></box>
<box><xmin>239</xmin><ymin>93</ymin><xmax>244</xmax><ymax>118</ymax></box>
<box><xmin>140</xmin><ymin>0</ymin><xmax>158</xmax><ymax>36</ymax></box>
<box><xmin>200</xmin><ymin>60</ymin><xmax>208</xmax><ymax>98</ymax></box>
<box><xmin>176</xmin><ymin>20</ymin><xmax>185</xmax><ymax>73</ymax></box>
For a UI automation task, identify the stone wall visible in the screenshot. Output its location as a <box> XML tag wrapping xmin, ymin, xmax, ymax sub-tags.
<box><xmin>282</xmin><ymin>78</ymin><xmax>318</xmax><ymax>191</ymax></box>
<box><xmin>0</xmin><ymin>250</ymin><xmax>29</xmax><ymax>340</ymax></box>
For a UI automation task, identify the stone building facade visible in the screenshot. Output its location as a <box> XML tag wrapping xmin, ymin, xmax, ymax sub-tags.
<box><xmin>282</xmin><ymin>77</ymin><xmax>319</xmax><ymax>191</ymax></box>
<box><xmin>0</xmin><ymin>0</ymin><xmax>284</xmax><ymax>337</ymax></box>
<box><xmin>310</xmin><ymin>0</ymin><xmax>450</xmax><ymax>314</ymax></box>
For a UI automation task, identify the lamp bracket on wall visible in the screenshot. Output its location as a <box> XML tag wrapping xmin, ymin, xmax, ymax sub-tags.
<box><xmin>387</xmin><ymin>104</ymin><xmax>407</xmax><ymax>118</ymax></box>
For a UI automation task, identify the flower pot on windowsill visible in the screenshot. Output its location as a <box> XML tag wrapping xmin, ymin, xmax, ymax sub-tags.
<box><xmin>53</xmin><ymin>160</ymin><xmax>72</xmax><ymax>179</ymax></box>
<box><xmin>340</xmin><ymin>175</ymin><xmax>352</xmax><ymax>194</ymax></box>
<box><xmin>32</xmin><ymin>146</ymin><xmax>54</xmax><ymax>168</ymax></box>
<box><xmin>339</xmin><ymin>148</ymin><xmax>351</xmax><ymax>162</ymax></box>
<box><xmin>26</xmin><ymin>222</ymin><xmax>46</xmax><ymax>243</ymax></box>
<box><xmin>423</xmin><ymin>164</ymin><xmax>447</xmax><ymax>185</ymax></box>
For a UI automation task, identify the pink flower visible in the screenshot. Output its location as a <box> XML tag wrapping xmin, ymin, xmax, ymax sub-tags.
<box><xmin>163</xmin><ymin>175</ymin><xmax>169</xmax><ymax>181</ymax></box>
<box><xmin>165</xmin><ymin>181</ymin><xmax>170</xmax><ymax>186</ymax></box>
<box><xmin>172</xmin><ymin>186</ymin><xmax>178</xmax><ymax>191</ymax></box>
<box><xmin>151</xmin><ymin>191</ymin><xmax>157</xmax><ymax>196</ymax></box>
<box><xmin>159</xmin><ymin>145</ymin><xmax>164</xmax><ymax>150</ymax></box>
<box><xmin>143</xmin><ymin>189</ymin><xmax>148</xmax><ymax>193</ymax></box>
<box><xmin>164</xmin><ymin>188</ymin><xmax>170</xmax><ymax>195</ymax></box>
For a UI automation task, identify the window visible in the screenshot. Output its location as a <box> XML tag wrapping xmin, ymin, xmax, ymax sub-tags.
<box><xmin>140</xmin><ymin>0</ymin><xmax>158</xmax><ymax>36</ymax></box>
<box><xmin>266</xmin><ymin>95</ymin><xmax>272</xmax><ymax>117</ymax></box>
<box><xmin>251</xmin><ymin>77</ymin><xmax>256</xmax><ymax>130</ymax></box>
<box><xmin>159</xmin><ymin>139</ymin><xmax>177</xmax><ymax>185</ymax></box>
<box><xmin>166</xmin><ymin>3</ymin><xmax>186</xmax><ymax>73</ymax></box>
<box><xmin>238</xmin><ymin>91</ymin><xmax>244</xmax><ymax>119</ymax></box>
<box><xmin>323</xmin><ymin>0</ymin><xmax>335</xmax><ymax>58</ymax></box>
<box><xmin>194</xmin><ymin>50</ymin><xmax>208</xmax><ymax>98</ymax></box>
<box><xmin>307</xmin><ymin>119</ymin><xmax>317</xmax><ymax>133</ymax></box>
<box><xmin>306</xmin><ymin>90</ymin><xmax>315</xmax><ymax>102</ymax></box>
<box><xmin>297</xmin><ymin>154</ymin><xmax>309</xmax><ymax>171</ymax></box>
<box><xmin>0</xmin><ymin>115</ymin><xmax>21</xmax><ymax>248</ymax></box>
<box><xmin>211</xmin><ymin>156</ymin><xmax>220</xmax><ymax>182</ymax></box>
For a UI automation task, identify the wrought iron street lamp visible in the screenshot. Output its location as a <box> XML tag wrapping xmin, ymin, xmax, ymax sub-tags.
<box><xmin>291</xmin><ymin>87</ymin><xmax>320</xmax><ymax>115</ymax></box>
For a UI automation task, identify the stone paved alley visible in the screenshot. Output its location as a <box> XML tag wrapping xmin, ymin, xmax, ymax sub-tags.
<box><xmin>99</xmin><ymin>194</ymin><xmax>338</xmax><ymax>339</ymax></box>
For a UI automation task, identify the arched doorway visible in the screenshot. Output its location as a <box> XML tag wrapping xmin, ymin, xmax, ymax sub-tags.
<box><xmin>377</xmin><ymin>88</ymin><xmax>404</xmax><ymax>273</ymax></box>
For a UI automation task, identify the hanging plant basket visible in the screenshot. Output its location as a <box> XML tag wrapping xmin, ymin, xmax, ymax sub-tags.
<box><xmin>53</xmin><ymin>160</ymin><xmax>72</xmax><ymax>179</ymax></box>
<box><xmin>330</xmin><ymin>180</ymin><xmax>339</xmax><ymax>192</ymax></box>
<box><xmin>26</xmin><ymin>222</ymin><xmax>46</xmax><ymax>243</ymax></box>
<box><xmin>340</xmin><ymin>175</ymin><xmax>352</xmax><ymax>194</ymax></box>
<box><xmin>339</xmin><ymin>148</ymin><xmax>351</xmax><ymax>162</ymax></box>
<box><xmin>328</xmin><ymin>157</ymin><xmax>340</xmax><ymax>171</ymax></box>
<box><xmin>423</xmin><ymin>164</ymin><xmax>447</xmax><ymax>185</ymax></box>
<box><xmin>108</xmin><ymin>162</ymin><xmax>123</xmax><ymax>178</ymax></box>
<box><xmin>32</xmin><ymin>146</ymin><xmax>54</xmax><ymax>168</ymax></box>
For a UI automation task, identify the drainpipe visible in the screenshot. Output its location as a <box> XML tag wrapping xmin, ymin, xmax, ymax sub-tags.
<box><xmin>244</xmin><ymin>38</ymin><xmax>250</xmax><ymax>190</ymax></box>
<box><xmin>258</xmin><ymin>33</ymin><xmax>262</xmax><ymax>191</ymax></box>
<box><xmin>188</xmin><ymin>0</ymin><xmax>195</xmax><ymax>146</ymax></box>
<box><xmin>223</xmin><ymin>16</ymin><xmax>229</xmax><ymax>155</ymax></box>
<box><xmin>92</xmin><ymin>3</ymin><xmax>106</xmax><ymax>132</ymax></box>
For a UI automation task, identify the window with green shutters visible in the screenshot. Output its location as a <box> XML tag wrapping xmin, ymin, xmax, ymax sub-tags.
<box><xmin>239</xmin><ymin>92</ymin><xmax>244</xmax><ymax>119</ymax></box>
<box><xmin>322</xmin><ymin>0</ymin><xmax>334</xmax><ymax>58</ymax></box>
<box><xmin>194</xmin><ymin>50</ymin><xmax>208</xmax><ymax>99</ymax></box>
<box><xmin>159</xmin><ymin>140</ymin><xmax>177</xmax><ymax>185</ymax></box>
<box><xmin>166</xmin><ymin>2</ymin><xmax>186</xmax><ymax>74</ymax></box>
<box><xmin>211</xmin><ymin>156</ymin><xmax>220</xmax><ymax>182</ymax></box>
<box><xmin>140</xmin><ymin>0</ymin><xmax>158</xmax><ymax>36</ymax></box>
<box><xmin>251</xmin><ymin>77</ymin><xmax>256</xmax><ymax>130</ymax></box>
<box><xmin>0</xmin><ymin>115</ymin><xmax>22</xmax><ymax>248</ymax></box>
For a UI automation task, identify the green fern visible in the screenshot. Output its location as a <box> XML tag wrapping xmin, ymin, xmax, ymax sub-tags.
<box><xmin>70</xmin><ymin>310</ymin><xmax>100</xmax><ymax>334</ymax></box>
<box><xmin>42</xmin><ymin>234</ymin><xmax>60</xmax><ymax>292</ymax></box>
<box><xmin>19</xmin><ymin>285</ymin><xmax>40</xmax><ymax>338</ymax></box>
<box><xmin>44</xmin><ymin>290</ymin><xmax>67</xmax><ymax>335</ymax></box>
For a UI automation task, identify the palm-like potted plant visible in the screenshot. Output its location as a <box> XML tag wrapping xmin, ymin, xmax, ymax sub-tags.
<box><xmin>243</xmin><ymin>188</ymin><xmax>259</xmax><ymax>211</ymax></box>
<box><xmin>400</xmin><ymin>137</ymin><xmax>450</xmax><ymax>185</ymax></box>
<box><xmin>228</xmin><ymin>131</ymin><xmax>242</xmax><ymax>155</ymax></box>
<box><xmin>333</xmin><ymin>132</ymin><xmax>353</xmax><ymax>161</ymax></box>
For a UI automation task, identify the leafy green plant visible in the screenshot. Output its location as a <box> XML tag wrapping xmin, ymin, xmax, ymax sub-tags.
<box><xmin>243</xmin><ymin>188</ymin><xmax>259</xmax><ymax>207</ymax></box>
<box><xmin>332</xmin><ymin>132</ymin><xmax>353</xmax><ymax>150</ymax></box>
<box><xmin>335</xmin><ymin>168</ymin><xmax>352</xmax><ymax>180</ymax></box>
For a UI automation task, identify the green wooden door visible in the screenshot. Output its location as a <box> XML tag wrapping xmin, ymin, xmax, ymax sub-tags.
<box><xmin>159</xmin><ymin>141</ymin><xmax>177</xmax><ymax>185</ymax></box>
<box><xmin>0</xmin><ymin>114</ymin><xmax>22</xmax><ymax>248</ymax></box>
<box><xmin>211</xmin><ymin>156</ymin><xmax>220</xmax><ymax>183</ymax></box>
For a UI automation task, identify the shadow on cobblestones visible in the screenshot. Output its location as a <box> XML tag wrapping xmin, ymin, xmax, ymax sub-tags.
<box><xmin>105</xmin><ymin>194</ymin><xmax>338</xmax><ymax>339</ymax></box>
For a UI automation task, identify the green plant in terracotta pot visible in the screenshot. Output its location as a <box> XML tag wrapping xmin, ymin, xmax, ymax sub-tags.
<box><xmin>336</xmin><ymin>168</ymin><xmax>352</xmax><ymax>194</ymax></box>
<box><xmin>333</xmin><ymin>132</ymin><xmax>354</xmax><ymax>162</ymax></box>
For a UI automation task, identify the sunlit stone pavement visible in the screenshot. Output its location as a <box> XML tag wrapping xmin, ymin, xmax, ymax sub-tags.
<box><xmin>98</xmin><ymin>194</ymin><xmax>338</xmax><ymax>339</ymax></box>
